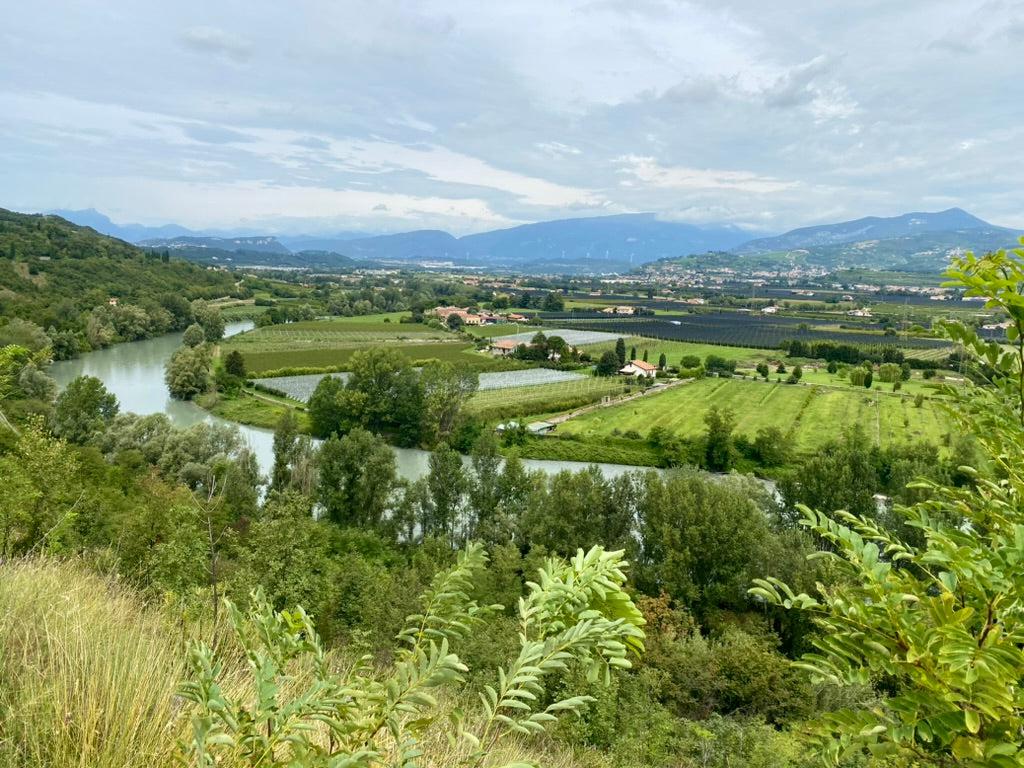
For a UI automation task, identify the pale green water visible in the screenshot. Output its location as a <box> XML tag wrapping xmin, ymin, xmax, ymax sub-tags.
<box><xmin>49</xmin><ymin>323</ymin><xmax>651</xmax><ymax>482</ymax></box>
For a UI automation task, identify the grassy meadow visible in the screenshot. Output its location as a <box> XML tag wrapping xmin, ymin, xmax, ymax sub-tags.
<box><xmin>553</xmin><ymin>377</ymin><xmax>950</xmax><ymax>453</ymax></box>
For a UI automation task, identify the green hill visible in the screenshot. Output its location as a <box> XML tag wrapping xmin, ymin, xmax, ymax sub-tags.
<box><xmin>0</xmin><ymin>208</ymin><xmax>240</xmax><ymax>353</ymax></box>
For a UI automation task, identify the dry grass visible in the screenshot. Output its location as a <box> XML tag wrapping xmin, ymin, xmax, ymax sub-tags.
<box><xmin>0</xmin><ymin>558</ymin><xmax>188</xmax><ymax>768</ymax></box>
<box><xmin>0</xmin><ymin>558</ymin><xmax>607</xmax><ymax>768</ymax></box>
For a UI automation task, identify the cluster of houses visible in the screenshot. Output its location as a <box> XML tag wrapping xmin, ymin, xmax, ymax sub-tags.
<box><xmin>430</xmin><ymin>306</ymin><xmax>530</xmax><ymax>326</ymax></box>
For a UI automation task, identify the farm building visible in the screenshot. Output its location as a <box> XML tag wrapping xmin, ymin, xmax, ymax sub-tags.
<box><xmin>619</xmin><ymin>359</ymin><xmax>657</xmax><ymax>378</ymax></box>
<box><xmin>488</xmin><ymin>339</ymin><xmax>520</xmax><ymax>356</ymax></box>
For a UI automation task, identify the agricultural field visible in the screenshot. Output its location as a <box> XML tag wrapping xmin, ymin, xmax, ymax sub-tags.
<box><xmin>543</xmin><ymin>312</ymin><xmax>952</xmax><ymax>351</ymax></box>
<box><xmin>554</xmin><ymin>377</ymin><xmax>950</xmax><ymax>454</ymax></box>
<box><xmin>253</xmin><ymin>372</ymin><xmax>350</xmax><ymax>401</ymax></box>
<box><xmin>477</xmin><ymin>369</ymin><xmax>586</xmax><ymax>390</ymax></box>
<box><xmin>221</xmin><ymin>317</ymin><xmax>515</xmax><ymax>374</ymax></box>
<box><xmin>494</xmin><ymin>328</ymin><xmax>625</xmax><ymax>346</ymax></box>
<box><xmin>235</xmin><ymin>341</ymin><xmax>505</xmax><ymax>375</ymax></box>
<box><xmin>254</xmin><ymin>368</ymin><xmax>588</xmax><ymax>403</ymax></box>
<box><xmin>467</xmin><ymin>376</ymin><xmax>628</xmax><ymax>421</ymax></box>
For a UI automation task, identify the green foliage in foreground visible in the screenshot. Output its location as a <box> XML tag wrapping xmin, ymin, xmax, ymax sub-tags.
<box><xmin>752</xmin><ymin>245</ymin><xmax>1024</xmax><ymax>767</ymax></box>
<box><xmin>181</xmin><ymin>545</ymin><xmax>645</xmax><ymax>768</ymax></box>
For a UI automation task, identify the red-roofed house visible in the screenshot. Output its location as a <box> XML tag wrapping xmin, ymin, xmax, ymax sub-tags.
<box><xmin>619</xmin><ymin>359</ymin><xmax>657</xmax><ymax>378</ymax></box>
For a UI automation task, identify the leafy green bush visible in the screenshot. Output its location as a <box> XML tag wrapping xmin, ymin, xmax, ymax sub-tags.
<box><xmin>181</xmin><ymin>544</ymin><xmax>645</xmax><ymax>767</ymax></box>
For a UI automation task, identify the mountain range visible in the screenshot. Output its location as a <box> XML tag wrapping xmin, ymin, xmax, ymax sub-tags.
<box><xmin>49</xmin><ymin>207</ymin><xmax>1024</xmax><ymax>274</ymax></box>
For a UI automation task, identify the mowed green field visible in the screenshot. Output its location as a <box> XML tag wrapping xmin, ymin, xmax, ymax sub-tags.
<box><xmin>556</xmin><ymin>377</ymin><xmax>950</xmax><ymax>452</ymax></box>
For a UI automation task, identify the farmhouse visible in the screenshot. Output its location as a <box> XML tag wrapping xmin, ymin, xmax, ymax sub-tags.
<box><xmin>619</xmin><ymin>359</ymin><xmax>657</xmax><ymax>378</ymax></box>
<box><xmin>488</xmin><ymin>339</ymin><xmax>520</xmax><ymax>356</ymax></box>
<box><xmin>600</xmin><ymin>305</ymin><xmax>636</xmax><ymax>315</ymax></box>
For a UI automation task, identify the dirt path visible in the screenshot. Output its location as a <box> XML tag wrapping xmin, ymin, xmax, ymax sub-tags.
<box><xmin>547</xmin><ymin>377</ymin><xmax>694</xmax><ymax>425</ymax></box>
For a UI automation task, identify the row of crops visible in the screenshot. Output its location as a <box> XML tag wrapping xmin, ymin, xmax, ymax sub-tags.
<box><xmin>493</xmin><ymin>328</ymin><xmax>624</xmax><ymax>346</ymax></box>
<box><xmin>542</xmin><ymin>315</ymin><xmax>951</xmax><ymax>350</ymax></box>
<box><xmin>252</xmin><ymin>368</ymin><xmax>587</xmax><ymax>403</ymax></box>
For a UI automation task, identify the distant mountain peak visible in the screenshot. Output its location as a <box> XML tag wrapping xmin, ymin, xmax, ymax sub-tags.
<box><xmin>733</xmin><ymin>208</ymin><xmax>999</xmax><ymax>256</ymax></box>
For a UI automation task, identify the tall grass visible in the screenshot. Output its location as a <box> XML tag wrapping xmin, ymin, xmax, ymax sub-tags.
<box><xmin>0</xmin><ymin>558</ymin><xmax>187</xmax><ymax>768</ymax></box>
<box><xmin>0</xmin><ymin>558</ymin><xmax>605</xmax><ymax>768</ymax></box>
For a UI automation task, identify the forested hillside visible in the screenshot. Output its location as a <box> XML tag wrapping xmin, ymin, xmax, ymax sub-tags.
<box><xmin>0</xmin><ymin>208</ymin><xmax>240</xmax><ymax>355</ymax></box>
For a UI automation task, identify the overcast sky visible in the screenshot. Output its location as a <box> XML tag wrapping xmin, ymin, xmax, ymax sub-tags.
<box><xmin>1</xmin><ymin>1</ymin><xmax>1022</xmax><ymax>235</ymax></box>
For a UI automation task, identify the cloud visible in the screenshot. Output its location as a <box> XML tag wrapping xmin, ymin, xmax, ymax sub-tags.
<box><xmin>0</xmin><ymin>1</ymin><xmax>1020</xmax><ymax>233</ymax></box>
<box><xmin>178</xmin><ymin>26</ymin><xmax>252</xmax><ymax>62</ymax></box>
<box><xmin>616</xmin><ymin>155</ymin><xmax>798</xmax><ymax>194</ymax></box>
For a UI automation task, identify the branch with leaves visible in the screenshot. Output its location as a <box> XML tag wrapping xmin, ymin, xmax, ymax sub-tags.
<box><xmin>178</xmin><ymin>544</ymin><xmax>645</xmax><ymax>768</ymax></box>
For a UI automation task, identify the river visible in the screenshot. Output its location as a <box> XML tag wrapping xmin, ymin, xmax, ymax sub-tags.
<box><xmin>49</xmin><ymin>322</ymin><xmax>654</xmax><ymax>482</ymax></box>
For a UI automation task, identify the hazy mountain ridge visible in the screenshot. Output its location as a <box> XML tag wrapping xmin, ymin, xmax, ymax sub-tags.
<box><xmin>42</xmin><ymin>206</ymin><xmax>1024</xmax><ymax>274</ymax></box>
<box><xmin>733</xmin><ymin>208</ymin><xmax>1011</xmax><ymax>254</ymax></box>
<box><xmin>138</xmin><ymin>235</ymin><xmax>291</xmax><ymax>254</ymax></box>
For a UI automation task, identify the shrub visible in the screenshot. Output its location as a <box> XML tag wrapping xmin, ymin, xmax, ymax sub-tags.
<box><xmin>181</xmin><ymin>545</ymin><xmax>645</xmax><ymax>767</ymax></box>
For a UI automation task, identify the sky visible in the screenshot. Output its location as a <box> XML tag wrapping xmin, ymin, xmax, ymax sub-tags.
<box><xmin>1</xmin><ymin>1</ymin><xmax>1022</xmax><ymax>236</ymax></box>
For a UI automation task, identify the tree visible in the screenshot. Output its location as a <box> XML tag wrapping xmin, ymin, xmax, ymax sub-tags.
<box><xmin>345</xmin><ymin>348</ymin><xmax>423</xmax><ymax>445</ymax></box>
<box><xmin>164</xmin><ymin>344</ymin><xmax>211</xmax><ymax>400</ymax></box>
<box><xmin>542</xmin><ymin>291</ymin><xmax>565</xmax><ymax>311</ymax></box>
<box><xmin>307</xmin><ymin>375</ymin><xmax>351</xmax><ymax>438</ymax></box>
<box><xmin>781</xmin><ymin>425</ymin><xmax>879</xmax><ymax>520</ymax></box>
<box><xmin>191</xmin><ymin>300</ymin><xmax>225</xmax><ymax>342</ymax></box>
<box><xmin>776</xmin><ymin>362</ymin><xmax>787</xmax><ymax>374</ymax></box>
<box><xmin>270</xmin><ymin>409</ymin><xmax>299</xmax><ymax>492</ymax></box>
<box><xmin>826</xmin><ymin>360</ymin><xmax>838</xmax><ymax>374</ymax></box>
<box><xmin>467</xmin><ymin>431</ymin><xmax>502</xmax><ymax>538</ymax></box>
<box><xmin>596</xmin><ymin>350</ymin><xmax>621</xmax><ymax>376</ymax></box>
<box><xmin>522</xmin><ymin>466</ymin><xmax>637</xmax><ymax>557</ymax></box>
<box><xmin>182</xmin><ymin>323</ymin><xmax>205</xmax><ymax>348</ymax></box>
<box><xmin>317</xmin><ymin>428</ymin><xmax>397</xmax><ymax>529</ymax></box>
<box><xmin>642</xmin><ymin>349</ymin><xmax>649</xmax><ymax>363</ymax></box>
<box><xmin>681</xmin><ymin>355</ymin><xmax>701</xmax><ymax>369</ymax></box>
<box><xmin>756</xmin><ymin>362</ymin><xmax>770</xmax><ymax>379</ymax></box>
<box><xmin>615</xmin><ymin>337</ymin><xmax>626</xmax><ymax>366</ymax></box>
<box><xmin>425</xmin><ymin>443</ymin><xmax>467</xmax><ymax>543</ymax></box>
<box><xmin>51</xmin><ymin>375</ymin><xmax>118</xmax><ymax>444</ymax></box>
<box><xmin>446</xmin><ymin>312</ymin><xmax>464</xmax><ymax>331</ymax></box>
<box><xmin>639</xmin><ymin>471</ymin><xmax>777</xmax><ymax>615</ymax></box>
<box><xmin>420</xmin><ymin>362</ymin><xmax>478</xmax><ymax>445</ymax></box>
<box><xmin>878</xmin><ymin>362</ymin><xmax>901</xmax><ymax>383</ymax></box>
<box><xmin>223</xmin><ymin>350</ymin><xmax>246</xmax><ymax>379</ymax></box>
<box><xmin>863</xmin><ymin>370</ymin><xmax>873</xmax><ymax>388</ymax></box>
<box><xmin>658</xmin><ymin>352</ymin><xmax>667</xmax><ymax>370</ymax></box>
<box><xmin>752</xmin><ymin>425</ymin><xmax>790</xmax><ymax>467</ymax></box>
<box><xmin>703</xmin><ymin>406</ymin><xmax>736</xmax><ymax>471</ymax></box>
<box><xmin>630</xmin><ymin>346</ymin><xmax>637</xmax><ymax>361</ymax></box>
